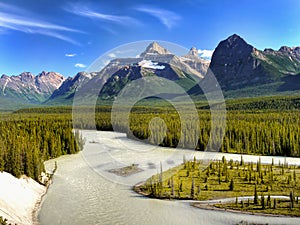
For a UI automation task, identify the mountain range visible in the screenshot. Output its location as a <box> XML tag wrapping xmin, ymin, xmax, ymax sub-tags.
<box><xmin>1</xmin><ymin>34</ymin><xmax>300</xmax><ymax>110</ymax></box>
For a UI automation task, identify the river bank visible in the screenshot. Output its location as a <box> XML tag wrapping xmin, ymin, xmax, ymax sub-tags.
<box><xmin>39</xmin><ymin>130</ymin><xmax>300</xmax><ymax>225</ymax></box>
<box><xmin>134</xmin><ymin>179</ymin><xmax>300</xmax><ymax>218</ymax></box>
<box><xmin>192</xmin><ymin>201</ymin><xmax>298</xmax><ymax>218</ymax></box>
<box><xmin>0</xmin><ymin>160</ymin><xmax>56</xmax><ymax>225</ymax></box>
<box><xmin>0</xmin><ymin>172</ymin><xmax>46</xmax><ymax>225</ymax></box>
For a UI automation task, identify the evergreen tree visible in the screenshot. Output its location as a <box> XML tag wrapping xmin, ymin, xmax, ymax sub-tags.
<box><xmin>273</xmin><ymin>198</ymin><xmax>277</xmax><ymax>209</ymax></box>
<box><xmin>229</xmin><ymin>178</ymin><xmax>234</xmax><ymax>191</ymax></box>
<box><xmin>254</xmin><ymin>185</ymin><xmax>258</xmax><ymax>205</ymax></box>
<box><xmin>290</xmin><ymin>191</ymin><xmax>295</xmax><ymax>209</ymax></box>
<box><xmin>261</xmin><ymin>193</ymin><xmax>265</xmax><ymax>209</ymax></box>
<box><xmin>267</xmin><ymin>193</ymin><xmax>271</xmax><ymax>208</ymax></box>
<box><xmin>191</xmin><ymin>177</ymin><xmax>195</xmax><ymax>199</ymax></box>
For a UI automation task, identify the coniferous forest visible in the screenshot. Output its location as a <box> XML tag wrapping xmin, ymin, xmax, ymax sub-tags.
<box><xmin>2</xmin><ymin>95</ymin><xmax>300</xmax><ymax>182</ymax></box>
<box><xmin>0</xmin><ymin>113</ymin><xmax>84</xmax><ymax>181</ymax></box>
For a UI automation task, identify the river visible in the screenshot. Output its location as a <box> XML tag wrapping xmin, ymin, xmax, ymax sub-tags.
<box><xmin>39</xmin><ymin>130</ymin><xmax>300</xmax><ymax>225</ymax></box>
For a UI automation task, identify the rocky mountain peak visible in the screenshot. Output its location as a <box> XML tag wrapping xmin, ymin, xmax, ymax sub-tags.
<box><xmin>37</xmin><ymin>71</ymin><xmax>63</xmax><ymax>78</ymax></box>
<box><xmin>263</xmin><ymin>48</ymin><xmax>276</xmax><ymax>54</ymax></box>
<box><xmin>224</xmin><ymin>34</ymin><xmax>253</xmax><ymax>50</ymax></box>
<box><xmin>279</xmin><ymin>46</ymin><xmax>293</xmax><ymax>53</ymax></box>
<box><xmin>0</xmin><ymin>71</ymin><xmax>66</xmax><ymax>104</ymax></box>
<box><xmin>140</xmin><ymin>42</ymin><xmax>171</xmax><ymax>57</ymax></box>
<box><xmin>20</xmin><ymin>72</ymin><xmax>34</xmax><ymax>79</ymax></box>
<box><xmin>73</xmin><ymin>71</ymin><xmax>95</xmax><ymax>80</ymax></box>
<box><xmin>38</xmin><ymin>71</ymin><xmax>47</xmax><ymax>77</ymax></box>
<box><xmin>209</xmin><ymin>34</ymin><xmax>261</xmax><ymax>89</ymax></box>
<box><xmin>1</xmin><ymin>74</ymin><xmax>10</xmax><ymax>79</ymax></box>
<box><xmin>188</xmin><ymin>47</ymin><xmax>198</xmax><ymax>57</ymax></box>
<box><xmin>278</xmin><ymin>46</ymin><xmax>300</xmax><ymax>58</ymax></box>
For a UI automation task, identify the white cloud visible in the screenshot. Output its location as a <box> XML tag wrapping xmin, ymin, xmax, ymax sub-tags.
<box><xmin>0</xmin><ymin>2</ymin><xmax>81</xmax><ymax>45</ymax></box>
<box><xmin>65</xmin><ymin>53</ymin><xmax>76</xmax><ymax>57</ymax></box>
<box><xmin>108</xmin><ymin>53</ymin><xmax>116</xmax><ymax>58</ymax></box>
<box><xmin>75</xmin><ymin>63</ymin><xmax>86</xmax><ymax>68</ymax></box>
<box><xmin>65</xmin><ymin>3</ymin><xmax>139</xmax><ymax>26</ymax></box>
<box><xmin>135</xmin><ymin>6</ymin><xmax>181</xmax><ymax>29</ymax></box>
<box><xmin>198</xmin><ymin>49</ymin><xmax>214</xmax><ymax>59</ymax></box>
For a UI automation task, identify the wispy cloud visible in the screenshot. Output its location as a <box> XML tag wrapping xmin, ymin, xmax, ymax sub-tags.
<box><xmin>0</xmin><ymin>2</ymin><xmax>81</xmax><ymax>45</ymax></box>
<box><xmin>65</xmin><ymin>53</ymin><xmax>76</xmax><ymax>57</ymax></box>
<box><xmin>198</xmin><ymin>49</ymin><xmax>214</xmax><ymax>59</ymax></box>
<box><xmin>108</xmin><ymin>53</ymin><xmax>116</xmax><ymax>58</ymax></box>
<box><xmin>135</xmin><ymin>6</ymin><xmax>181</xmax><ymax>29</ymax></box>
<box><xmin>65</xmin><ymin>3</ymin><xmax>139</xmax><ymax>26</ymax></box>
<box><xmin>75</xmin><ymin>63</ymin><xmax>86</xmax><ymax>68</ymax></box>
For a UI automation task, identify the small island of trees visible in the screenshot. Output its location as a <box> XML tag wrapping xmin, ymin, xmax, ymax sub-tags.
<box><xmin>136</xmin><ymin>156</ymin><xmax>300</xmax><ymax>216</ymax></box>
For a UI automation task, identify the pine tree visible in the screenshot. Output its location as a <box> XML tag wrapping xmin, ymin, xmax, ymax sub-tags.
<box><xmin>191</xmin><ymin>177</ymin><xmax>195</xmax><ymax>199</ymax></box>
<box><xmin>240</xmin><ymin>155</ymin><xmax>244</xmax><ymax>166</ymax></box>
<box><xmin>254</xmin><ymin>185</ymin><xmax>258</xmax><ymax>205</ymax></box>
<box><xmin>267</xmin><ymin>193</ymin><xmax>271</xmax><ymax>208</ymax></box>
<box><xmin>229</xmin><ymin>178</ymin><xmax>234</xmax><ymax>191</ymax></box>
<box><xmin>261</xmin><ymin>193</ymin><xmax>265</xmax><ymax>209</ymax></box>
<box><xmin>290</xmin><ymin>191</ymin><xmax>295</xmax><ymax>209</ymax></box>
<box><xmin>171</xmin><ymin>176</ymin><xmax>175</xmax><ymax>197</ymax></box>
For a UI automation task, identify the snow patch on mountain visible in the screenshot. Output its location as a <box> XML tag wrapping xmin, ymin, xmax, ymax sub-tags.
<box><xmin>138</xmin><ymin>60</ymin><xmax>165</xmax><ymax>70</ymax></box>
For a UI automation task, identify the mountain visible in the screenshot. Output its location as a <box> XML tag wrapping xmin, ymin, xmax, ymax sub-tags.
<box><xmin>209</xmin><ymin>34</ymin><xmax>300</xmax><ymax>93</ymax></box>
<box><xmin>0</xmin><ymin>71</ymin><xmax>64</xmax><ymax>108</ymax></box>
<box><xmin>49</xmin><ymin>42</ymin><xmax>210</xmax><ymax>104</ymax></box>
<box><xmin>140</xmin><ymin>42</ymin><xmax>171</xmax><ymax>57</ymax></box>
<box><xmin>99</xmin><ymin>61</ymin><xmax>196</xmax><ymax>99</ymax></box>
<box><xmin>2</xmin><ymin>34</ymin><xmax>300</xmax><ymax>110</ymax></box>
<box><xmin>45</xmin><ymin>72</ymin><xmax>96</xmax><ymax>105</ymax></box>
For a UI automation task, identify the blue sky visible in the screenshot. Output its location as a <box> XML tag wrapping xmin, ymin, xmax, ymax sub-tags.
<box><xmin>1</xmin><ymin>0</ymin><xmax>300</xmax><ymax>77</ymax></box>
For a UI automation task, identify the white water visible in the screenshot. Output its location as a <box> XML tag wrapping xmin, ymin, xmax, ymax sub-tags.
<box><xmin>39</xmin><ymin>130</ymin><xmax>300</xmax><ymax>225</ymax></box>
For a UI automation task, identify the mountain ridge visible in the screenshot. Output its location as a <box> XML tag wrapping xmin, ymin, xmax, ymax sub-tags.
<box><xmin>1</xmin><ymin>35</ymin><xmax>300</xmax><ymax>110</ymax></box>
<box><xmin>0</xmin><ymin>71</ymin><xmax>65</xmax><ymax>107</ymax></box>
<box><xmin>209</xmin><ymin>34</ymin><xmax>300</xmax><ymax>91</ymax></box>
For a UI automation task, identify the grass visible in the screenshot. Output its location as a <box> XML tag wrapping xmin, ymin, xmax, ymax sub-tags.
<box><xmin>137</xmin><ymin>156</ymin><xmax>300</xmax><ymax>216</ymax></box>
<box><xmin>215</xmin><ymin>198</ymin><xmax>300</xmax><ymax>217</ymax></box>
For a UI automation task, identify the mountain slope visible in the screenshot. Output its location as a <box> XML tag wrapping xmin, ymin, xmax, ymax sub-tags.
<box><xmin>209</xmin><ymin>34</ymin><xmax>300</xmax><ymax>93</ymax></box>
<box><xmin>45</xmin><ymin>72</ymin><xmax>96</xmax><ymax>105</ymax></box>
<box><xmin>2</xmin><ymin>34</ymin><xmax>300</xmax><ymax>110</ymax></box>
<box><xmin>99</xmin><ymin>61</ymin><xmax>196</xmax><ymax>99</ymax></box>
<box><xmin>0</xmin><ymin>71</ymin><xmax>64</xmax><ymax>109</ymax></box>
<box><xmin>49</xmin><ymin>42</ymin><xmax>210</xmax><ymax>104</ymax></box>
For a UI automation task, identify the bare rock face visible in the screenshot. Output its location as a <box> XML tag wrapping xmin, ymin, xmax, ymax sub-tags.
<box><xmin>66</xmin><ymin>42</ymin><xmax>211</xmax><ymax>102</ymax></box>
<box><xmin>209</xmin><ymin>34</ymin><xmax>269</xmax><ymax>89</ymax></box>
<box><xmin>140</xmin><ymin>42</ymin><xmax>171</xmax><ymax>57</ymax></box>
<box><xmin>36</xmin><ymin>71</ymin><xmax>65</xmax><ymax>94</ymax></box>
<box><xmin>188</xmin><ymin>47</ymin><xmax>199</xmax><ymax>57</ymax></box>
<box><xmin>209</xmin><ymin>34</ymin><xmax>300</xmax><ymax>91</ymax></box>
<box><xmin>181</xmin><ymin>47</ymin><xmax>210</xmax><ymax>80</ymax></box>
<box><xmin>48</xmin><ymin>72</ymin><xmax>96</xmax><ymax>101</ymax></box>
<box><xmin>6</xmin><ymin>34</ymin><xmax>300</xmax><ymax>108</ymax></box>
<box><xmin>0</xmin><ymin>71</ymin><xmax>65</xmax><ymax>104</ymax></box>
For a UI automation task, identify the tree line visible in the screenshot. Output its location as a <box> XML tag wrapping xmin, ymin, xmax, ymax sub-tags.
<box><xmin>89</xmin><ymin>110</ymin><xmax>300</xmax><ymax>157</ymax></box>
<box><xmin>0</xmin><ymin>113</ymin><xmax>84</xmax><ymax>181</ymax></box>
